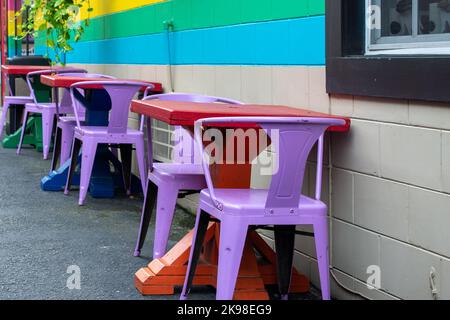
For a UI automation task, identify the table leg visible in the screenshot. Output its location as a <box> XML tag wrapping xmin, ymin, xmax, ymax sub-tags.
<box><xmin>135</xmin><ymin>223</ymin><xmax>309</xmax><ymax>299</ymax></box>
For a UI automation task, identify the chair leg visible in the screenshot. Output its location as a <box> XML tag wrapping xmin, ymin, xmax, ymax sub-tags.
<box><xmin>51</xmin><ymin>127</ymin><xmax>62</xmax><ymax>172</ymax></box>
<box><xmin>60</xmin><ymin>124</ymin><xmax>75</xmax><ymax>164</ymax></box>
<box><xmin>135</xmin><ymin>138</ymin><xmax>148</xmax><ymax>194</ymax></box>
<box><xmin>78</xmin><ymin>139</ymin><xmax>98</xmax><ymax>206</ymax></box>
<box><xmin>153</xmin><ymin>184</ymin><xmax>179</xmax><ymax>259</ymax></box>
<box><xmin>274</xmin><ymin>225</ymin><xmax>296</xmax><ymax>300</ymax></box>
<box><xmin>0</xmin><ymin>102</ymin><xmax>10</xmax><ymax>138</ymax></box>
<box><xmin>216</xmin><ymin>219</ymin><xmax>248</xmax><ymax>300</ymax></box>
<box><xmin>16</xmin><ymin>110</ymin><xmax>30</xmax><ymax>155</ymax></box>
<box><xmin>181</xmin><ymin>210</ymin><xmax>211</xmax><ymax>300</ymax></box>
<box><xmin>64</xmin><ymin>137</ymin><xmax>82</xmax><ymax>195</ymax></box>
<box><xmin>313</xmin><ymin>218</ymin><xmax>331</xmax><ymax>300</ymax></box>
<box><xmin>134</xmin><ymin>180</ymin><xmax>158</xmax><ymax>257</ymax></box>
<box><xmin>119</xmin><ymin>144</ymin><xmax>133</xmax><ymax>195</ymax></box>
<box><xmin>41</xmin><ymin>109</ymin><xmax>55</xmax><ymax>160</ymax></box>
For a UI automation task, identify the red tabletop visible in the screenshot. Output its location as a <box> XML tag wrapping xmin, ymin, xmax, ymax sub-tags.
<box><xmin>40</xmin><ymin>74</ymin><xmax>163</xmax><ymax>93</ymax></box>
<box><xmin>131</xmin><ymin>100</ymin><xmax>351</xmax><ymax>132</ymax></box>
<box><xmin>1</xmin><ymin>65</ymin><xmax>58</xmax><ymax>75</ymax></box>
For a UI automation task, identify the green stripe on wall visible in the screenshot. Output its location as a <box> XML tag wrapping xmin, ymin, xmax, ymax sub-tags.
<box><xmin>70</xmin><ymin>0</ymin><xmax>325</xmax><ymax>42</ymax></box>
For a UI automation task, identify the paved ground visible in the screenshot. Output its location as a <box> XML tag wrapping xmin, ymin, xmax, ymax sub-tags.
<box><xmin>0</xmin><ymin>145</ymin><xmax>319</xmax><ymax>300</ymax></box>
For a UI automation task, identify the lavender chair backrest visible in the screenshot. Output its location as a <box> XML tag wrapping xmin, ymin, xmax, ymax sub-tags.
<box><xmin>70</xmin><ymin>80</ymin><xmax>154</xmax><ymax>134</ymax></box>
<box><xmin>26</xmin><ymin>68</ymin><xmax>88</xmax><ymax>105</ymax></box>
<box><xmin>142</xmin><ymin>93</ymin><xmax>244</xmax><ymax>167</ymax></box>
<box><xmin>194</xmin><ymin>117</ymin><xmax>346</xmax><ymax>212</ymax></box>
<box><xmin>58</xmin><ymin>73</ymin><xmax>116</xmax><ymax>115</ymax></box>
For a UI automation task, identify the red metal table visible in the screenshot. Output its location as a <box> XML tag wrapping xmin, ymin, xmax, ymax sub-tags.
<box><xmin>1</xmin><ymin>65</ymin><xmax>56</xmax><ymax>75</ymax></box>
<box><xmin>40</xmin><ymin>74</ymin><xmax>163</xmax><ymax>92</ymax></box>
<box><xmin>131</xmin><ymin>99</ymin><xmax>350</xmax><ymax>299</ymax></box>
<box><xmin>39</xmin><ymin>75</ymin><xmax>163</xmax><ymax>197</ymax></box>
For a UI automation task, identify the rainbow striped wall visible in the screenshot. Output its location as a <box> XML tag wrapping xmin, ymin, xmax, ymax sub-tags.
<box><xmin>35</xmin><ymin>0</ymin><xmax>326</xmax><ymax>66</ymax></box>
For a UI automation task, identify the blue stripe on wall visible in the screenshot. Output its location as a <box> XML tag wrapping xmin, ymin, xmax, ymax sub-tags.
<box><xmin>37</xmin><ymin>16</ymin><xmax>325</xmax><ymax>66</ymax></box>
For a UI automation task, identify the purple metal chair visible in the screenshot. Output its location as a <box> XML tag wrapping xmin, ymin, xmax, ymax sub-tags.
<box><xmin>181</xmin><ymin>116</ymin><xmax>346</xmax><ymax>301</ymax></box>
<box><xmin>0</xmin><ymin>75</ymin><xmax>34</xmax><ymax>139</ymax></box>
<box><xmin>133</xmin><ymin>93</ymin><xmax>244</xmax><ymax>259</ymax></box>
<box><xmin>51</xmin><ymin>73</ymin><xmax>117</xmax><ymax>171</ymax></box>
<box><xmin>64</xmin><ymin>80</ymin><xmax>153</xmax><ymax>205</ymax></box>
<box><xmin>16</xmin><ymin>68</ymin><xmax>87</xmax><ymax>160</ymax></box>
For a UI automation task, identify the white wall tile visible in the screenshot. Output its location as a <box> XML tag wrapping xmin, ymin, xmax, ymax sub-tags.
<box><xmin>409</xmin><ymin>101</ymin><xmax>450</xmax><ymax>130</ymax></box>
<box><xmin>380</xmin><ymin>237</ymin><xmax>442</xmax><ymax>300</ymax></box>
<box><xmin>353</xmin><ymin>97</ymin><xmax>409</xmax><ymax>124</ymax></box>
<box><xmin>332</xmin><ymin>119</ymin><xmax>380</xmax><ymax>176</ymax></box>
<box><xmin>241</xmin><ymin>66</ymin><xmax>272</xmax><ymax>104</ymax></box>
<box><xmin>214</xmin><ymin>66</ymin><xmax>241</xmax><ymax>101</ymax></box>
<box><xmin>408</xmin><ymin>187</ymin><xmax>450</xmax><ymax>257</ymax></box>
<box><xmin>440</xmin><ymin>258</ymin><xmax>450</xmax><ymax>299</ymax></box>
<box><xmin>380</xmin><ymin>124</ymin><xmax>442</xmax><ymax>191</ymax></box>
<box><xmin>191</xmin><ymin>66</ymin><xmax>216</xmax><ymax>96</ymax></box>
<box><xmin>272</xmin><ymin>66</ymin><xmax>309</xmax><ymax>108</ymax></box>
<box><xmin>331</xmin><ymin>168</ymin><xmax>354</xmax><ymax>223</ymax></box>
<box><xmin>443</xmin><ymin>132</ymin><xmax>450</xmax><ymax>193</ymax></box>
<box><xmin>354</xmin><ymin>174</ymin><xmax>409</xmax><ymax>241</ymax></box>
<box><xmin>173</xmin><ymin>65</ymin><xmax>194</xmax><ymax>92</ymax></box>
<box><xmin>330</xmin><ymin>94</ymin><xmax>354</xmax><ymax>117</ymax></box>
<box><xmin>332</xmin><ymin>219</ymin><xmax>380</xmax><ymax>281</ymax></box>
<box><xmin>308</xmin><ymin>66</ymin><xmax>329</xmax><ymax>114</ymax></box>
<box><xmin>155</xmin><ymin>65</ymin><xmax>172</xmax><ymax>92</ymax></box>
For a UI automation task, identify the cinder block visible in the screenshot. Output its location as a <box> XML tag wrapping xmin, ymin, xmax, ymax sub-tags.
<box><xmin>380</xmin><ymin>124</ymin><xmax>442</xmax><ymax>191</ymax></box>
<box><xmin>408</xmin><ymin>187</ymin><xmax>450</xmax><ymax>257</ymax></box>
<box><xmin>295</xmin><ymin>224</ymin><xmax>317</xmax><ymax>259</ymax></box>
<box><xmin>214</xmin><ymin>66</ymin><xmax>242</xmax><ymax>101</ymax></box>
<box><xmin>330</xmin><ymin>94</ymin><xmax>354</xmax><ymax>117</ymax></box>
<box><xmin>155</xmin><ymin>65</ymin><xmax>173</xmax><ymax>92</ymax></box>
<box><xmin>354</xmin><ymin>174</ymin><xmax>409</xmax><ymax>241</ymax></box>
<box><xmin>272</xmin><ymin>66</ymin><xmax>309</xmax><ymax>108</ymax></box>
<box><xmin>409</xmin><ymin>101</ymin><xmax>450</xmax><ymax>130</ymax></box>
<box><xmin>331</xmin><ymin>219</ymin><xmax>380</xmax><ymax>282</ymax></box>
<box><xmin>440</xmin><ymin>258</ymin><xmax>450</xmax><ymax>299</ymax></box>
<box><xmin>293</xmin><ymin>250</ymin><xmax>312</xmax><ymax>283</ymax></box>
<box><xmin>308</xmin><ymin>66</ymin><xmax>329</xmax><ymax>114</ymax></box>
<box><xmin>353</xmin><ymin>97</ymin><xmax>409</xmax><ymax>124</ymax></box>
<box><xmin>331</xmin><ymin>168</ymin><xmax>354</xmax><ymax>223</ymax></box>
<box><xmin>173</xmin><ymin>65</ymin><xmax>194</xmax><ymax>92</ymax></box>
<box><xmin>191</xmin><ymin>66</ymin><xmax>216</xmax><ymax>96</ymax></box>
<box><xmin>241</xmin><ymin>66</ymin><xmax>272</xmax><ymax>104</ymax></box>
<box><xmin>332</xmin><ymin>119</ymin><xmax>380</xmax><ymax>176</ymax></box>
<box><xmin>443</xmin><ymin>132</ymin><xmax>450</xmax><ymax>193</ymax></box>
<box><xmin>380</xmin><ymin>237</ymin><xmax>442</xmax><ymax>300</ymax></box>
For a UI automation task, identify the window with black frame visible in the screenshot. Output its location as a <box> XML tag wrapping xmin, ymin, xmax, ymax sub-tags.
<box><xmin>326</xmin><ymin>0</ymin><xmax>450</xmax><ymax>102</ymax></box>
<box><xmin>367</xmin><ymin>0</ymin><xmax>450</xmax><ymax>53</ymax></box>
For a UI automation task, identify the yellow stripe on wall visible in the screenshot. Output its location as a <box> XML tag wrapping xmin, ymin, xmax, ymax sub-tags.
<box><xmin>80</xmin><ymin>0</ymin><xmax>167</xmax><ymax>20</ymax></box>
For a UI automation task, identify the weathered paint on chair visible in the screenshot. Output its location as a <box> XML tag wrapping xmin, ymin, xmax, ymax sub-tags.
<box><xmin>134</xmin><ymin>93</ymin><xmax>244</xmax><ymax>259</ymax></box>
<box><xmin>181</xmin><ymin>116</ymin><xmax>346</xmax><ymax>301</ymax></box>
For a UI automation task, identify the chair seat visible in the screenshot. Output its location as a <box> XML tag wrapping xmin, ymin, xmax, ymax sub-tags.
<box><xmin>58</xmin><ymin>115</ymin><xmax>85</xmax><ymax>124</ymax></box>
<box><xmin>4</xmin><ymin>96</ymin><xmax>33</xmax><ymax>104</ymax></box>
<box><xmin>75</xmin><ymin>126</ymin><xmax>143</xmax><ymax>137</ymax></box>
<box><xmin>25</xmin><ymin>102</ymin><xmax>57</xmax><ymax>112</ymax></box>
<box><xmin>153</xmin><ymin>163</ymin><xmax>204</xmax><ymax>176</ymax></box>
<box><xmin>200</xmin><ymin>189</ymin><xmax>327</xmax><ymax>216</ymax></box>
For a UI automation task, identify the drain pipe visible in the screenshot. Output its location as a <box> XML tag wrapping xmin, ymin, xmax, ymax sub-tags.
<box><xmin>163</xmin><ymin>19</ymin><xmax>175</xmax><ymax>92</ymax></box>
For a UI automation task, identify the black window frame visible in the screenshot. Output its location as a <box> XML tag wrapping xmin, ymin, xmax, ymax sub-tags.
<box><xmin>326</xmin><ymin>0</ymin><xmax>450</xmax><ymax>103</ymax></box>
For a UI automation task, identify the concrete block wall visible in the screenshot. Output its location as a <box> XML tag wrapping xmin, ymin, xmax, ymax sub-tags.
<box><xmin>71</xmin><ymin>63</ymin><xmax>450</xmax><ymax>300</ymax></box>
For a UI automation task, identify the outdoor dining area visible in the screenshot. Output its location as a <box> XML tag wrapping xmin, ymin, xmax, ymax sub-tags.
<box><xmin>0</xmin><ymin>59</ymin><xmax>350</xmax><ymax>300</ymax></box>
